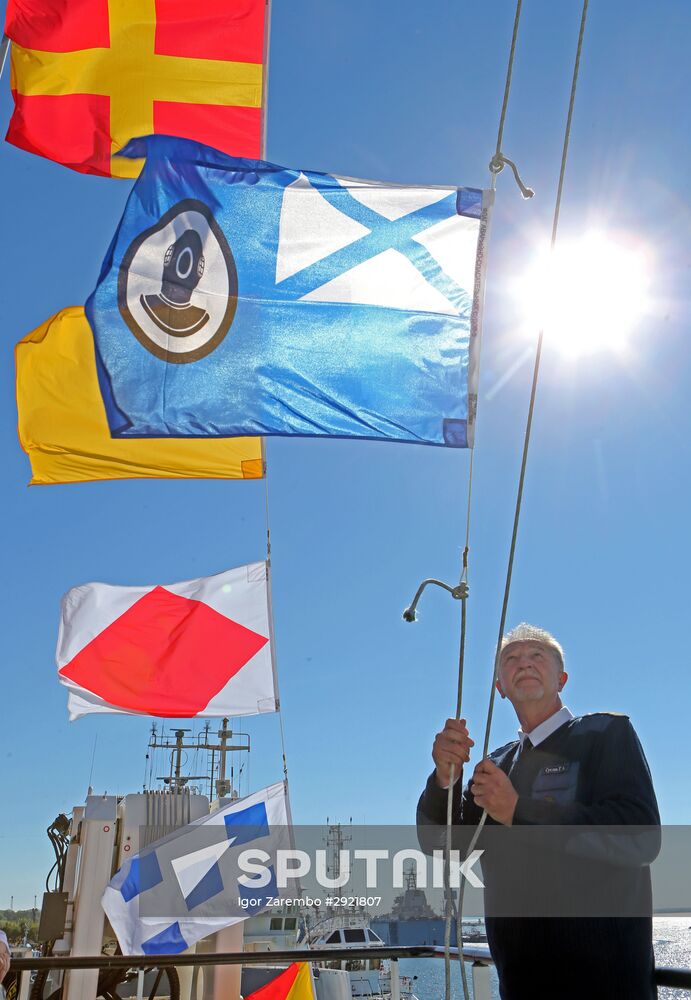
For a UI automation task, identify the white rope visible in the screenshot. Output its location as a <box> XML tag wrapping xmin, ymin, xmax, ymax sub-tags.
<box><xmin>262</xmin><ymin>441</ymin><xmax>290</xmax><ymax>783</ymax></box>
<box><xmin>441</xmin><ymin>0</ymin><xmax>527</xmax><ymax>986</ymax></box>
<box><xmin>451</xmin><ymin>4</ymin><xmax>591</xmax><ymax>996</ymax></box>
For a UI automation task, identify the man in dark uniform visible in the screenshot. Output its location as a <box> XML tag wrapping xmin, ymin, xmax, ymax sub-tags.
<box><xmin>417</xmin><ymin>623</ymin><xmax>660</xmax><ymax>999</ymax></box>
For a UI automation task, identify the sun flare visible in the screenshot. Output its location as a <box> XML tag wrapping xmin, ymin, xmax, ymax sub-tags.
<box><xmin>516</xmin><ymin>232</ymin><xmax>651</xmax><ymax>357</ymax></box>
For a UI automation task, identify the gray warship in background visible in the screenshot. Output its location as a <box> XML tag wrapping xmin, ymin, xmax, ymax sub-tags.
<box><xmin>370</xmin><ymin>865</ymin><xmax>486</xmax><ymax>947</ymax></box>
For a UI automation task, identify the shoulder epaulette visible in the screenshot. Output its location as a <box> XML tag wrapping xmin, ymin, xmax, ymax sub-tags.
<box><xmin>571</xmin><ymin>712</ymin><xmax>630</xmax><ymax>733</ymax></box>
<box><xmin>581</xmin><ymin>711</ymin><xmax>629</xmax><ymax>718</ymax></box>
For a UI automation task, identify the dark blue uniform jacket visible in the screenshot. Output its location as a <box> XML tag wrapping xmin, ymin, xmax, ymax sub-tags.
<box><xmin>417</xmin><ymin>713</ymin><xmax>661</xmax><ymax>1000</ymax></box>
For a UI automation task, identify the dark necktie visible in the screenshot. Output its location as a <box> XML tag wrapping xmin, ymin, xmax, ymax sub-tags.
<box><xmin>509</xmin><ymin>736</ymin><xmax>533</xmax><ymax>776</ymax></box>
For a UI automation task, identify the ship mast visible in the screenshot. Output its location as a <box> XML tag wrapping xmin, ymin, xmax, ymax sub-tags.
<box><xmin>324</xmin><ymin>818</ymin><xmax>352</xmax><ymax>885</ymax></box>
<box><xmin>148</xmin><ymin>718</ymin><xmax>250</xmax><ymax>800</ymax></box>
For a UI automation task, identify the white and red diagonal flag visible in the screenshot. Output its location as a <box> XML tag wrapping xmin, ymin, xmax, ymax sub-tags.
<box><xmin>56</xmin><ymin>563</ymin><xmax>277</xmax><ymax>720</ymax></box>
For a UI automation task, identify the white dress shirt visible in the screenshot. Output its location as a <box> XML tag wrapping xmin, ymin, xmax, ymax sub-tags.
<box><xmin>439</xmin><ymin>705</ymin><xmax>575</xmax><ymax>788</ymax></box>
<box><xmin>518</xmin><ymin>705</ymin><xmax>573</xmax><ymax>747</ymax></box>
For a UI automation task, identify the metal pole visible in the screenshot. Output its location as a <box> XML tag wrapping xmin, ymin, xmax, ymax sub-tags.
<box><xmin>471</xmin><ymin>961</ymin><xmax>492</xmax><ymax>1000</ymax></box>
<box><xmin>260</xmin><ymin>0</ymin><xmax>272</xmax><ymax>159</ymax></box>
<box><xmin>135</xmin><ymin>969</ymin><xmax>145</xmax><ymax>1000</ymax></box>
<box><xmin>18</xmin><ymin>969</ymin><xmax>31</xmax><ymax>1000</ymax></box>
<box><xmin>65</xmin><ymin>818</ymin><xmax>117</xmax><ymax>1000</ymax></box>
<box><xmin>14</xmin><ymin>950</ymin><xmax>32</xmax><ymax>1000</ymax></box>
<box><xmin>217</xmin><ymin>718</ymin><xmax>229</xmax><ymax>798</ymax></box>
<box><xmin>9</xmin><ymin>946</ymin><xmax>443</xmax><ymax>972</ymax></box>
<box><xmin>390</xmin><ymin>959</ymin><xmax>401</xmax><ymax>1000</ymax></box>
<box><xmin>174</xmin><ymin>730</ymin><xmax>184</xmax><ymax>787</ymax></box>
<box><xmin>0</xmin><ymin>35</ymin><xmax>10</xmax><ymax>83</ymax></box>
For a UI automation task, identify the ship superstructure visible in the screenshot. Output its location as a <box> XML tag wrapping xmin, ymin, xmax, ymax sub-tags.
<box><xmin>371</xmin><ymin>863</ymin><xmax>486</xmax><ymax>948</ymax></box>
<box><xmin>33</xmin><ymin>719</ymin><xmax>253</xmax><ymax>1000</ymax></box>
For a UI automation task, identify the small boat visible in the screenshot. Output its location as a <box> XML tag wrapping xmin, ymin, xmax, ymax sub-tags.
<box><xmin>306</xmin><ymin>914</ymin><xmax>420</xmax><ymax>1000</ymax></box>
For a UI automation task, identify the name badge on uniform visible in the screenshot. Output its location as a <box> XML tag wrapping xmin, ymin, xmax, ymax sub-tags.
<box><xmin>532</xmin><ymin>761</ymin><xmax>578</xmax><ymax>805</ymax></box>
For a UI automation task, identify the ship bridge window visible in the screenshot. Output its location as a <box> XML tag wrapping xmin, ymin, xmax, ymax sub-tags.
<box><xmin>343</xmin><ymin>929</ymin><xmax>367</xmax><ymax>943</ymax></box>
<box><xmin>366</xmin><ymin>929</ymin><xmax>383</xmax><ymax>943</ymax></box>
<box><xmin>269</xmin><ymin>918</ymin><xmax>283</xmax><ymax>930</ymax></box>
<box><xmin>284</xmin><ymin>918</ymin><xmax>297</xmax><ymax>930</ymax></box>
<box><xmin>326</xmin><ymin>931</ymin><xmax>342</xmax><ymax>944</ymax></box>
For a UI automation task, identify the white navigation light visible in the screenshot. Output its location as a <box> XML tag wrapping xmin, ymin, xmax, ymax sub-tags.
<box><xmin>517</xmin><ymin>232</ymin><xmax>650</xmax><ymax>356</ymax></box>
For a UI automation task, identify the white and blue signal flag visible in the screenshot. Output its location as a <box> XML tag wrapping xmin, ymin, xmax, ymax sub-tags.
<box><xmin>88</xmin><ymin>136</ymin><xmax>491</xmax><ymax>448</ymax></box>
<box><xmin>102</xmin><ymin>781</ymin><xmax>290</xmax><ymax>955</ymax></box>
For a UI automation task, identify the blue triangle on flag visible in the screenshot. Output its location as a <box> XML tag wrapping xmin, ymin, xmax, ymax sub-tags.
<box><xmin>119</xmin><ymin>852</ymin><xmax>164</xmax><ymax>902</ymax></box>
<box><xmin>141</xmin><ymin>921</ymin><xmax>187</xmax><ymax>955</ymax></box>
<box><xmin>223</xmin><ymin>800</ymin><xmax>269</xmax><ymax>845</ymax></box>
<box><xmin>184</xmin><ymin>859</ymin><xmax>224</xmax><ymax>910</ymax></box>
<box><xmin>237</xmin><ymin>865</ymin><xmax>278</xmax><ymax>915</ymax></box>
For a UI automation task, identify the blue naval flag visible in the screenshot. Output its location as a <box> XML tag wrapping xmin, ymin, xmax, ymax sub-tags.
<box><xmin>102</xmin><ymin>781</ymin><xmax>290</xmax><ymax>955</ymax></box>
<box><xmin>87</xmin><ymin>136</ymin><xmax>491</xmax><ymax>448</ymax></box>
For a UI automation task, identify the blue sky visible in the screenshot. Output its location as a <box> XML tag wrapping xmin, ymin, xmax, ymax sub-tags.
<box><xmin>1</xmin><ymin>0</ymin><xmax>690</xmax><ymax>906</ymax></box>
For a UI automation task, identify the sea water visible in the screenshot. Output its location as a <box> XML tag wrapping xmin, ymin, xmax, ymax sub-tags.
<box><xmin>399</xmin><ymin>917</ymin><xmax>691</xmax><ymax>999</ymax></box>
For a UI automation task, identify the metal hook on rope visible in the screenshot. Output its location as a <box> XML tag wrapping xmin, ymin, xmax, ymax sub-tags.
<box><xmin>489</xmin><ymin>152</ymin><xmax>535</xmax><ymax>199</ymax></box>
<box><xmin>402</xmin><ymin>578</ymin><xmax>469</xmax><ymax>622</ymax></box>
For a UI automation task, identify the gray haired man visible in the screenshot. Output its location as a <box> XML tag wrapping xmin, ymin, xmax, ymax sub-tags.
<box><xmin>417</xmin><ymin>624</ymin><xmax>661</xmax><ymax>999</ymax></box>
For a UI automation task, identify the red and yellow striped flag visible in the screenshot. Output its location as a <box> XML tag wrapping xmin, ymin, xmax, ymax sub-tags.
<box><xmin>4</xmin><ymin>0</ymin><xmax>267</xmax><ymax>177</ymax></box>
<box><xmin>245</xmin><ymin>964</ymin><xmax>315</xmax><ymax>1000</ymax></box>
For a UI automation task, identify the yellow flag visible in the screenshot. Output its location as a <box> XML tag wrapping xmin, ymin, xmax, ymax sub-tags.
<box><xmin>16</xmin><ymin>307</ymin><xmax>263</xmax><ymax>485</ymax></box>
